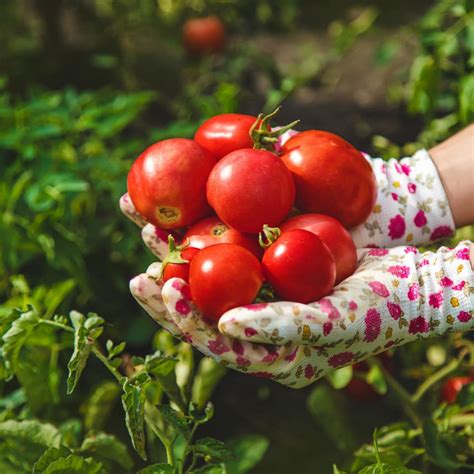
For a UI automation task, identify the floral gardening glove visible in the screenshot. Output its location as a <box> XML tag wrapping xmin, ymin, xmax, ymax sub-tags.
<box><xmin>160</xmin><ymin>242</ymin><xmax>473</xmax><ymax>388</ymax></box>
<box><xmin>276</xmin><ymin>130</ymin><xmax>456</xmax><ymax>248</ymax></box>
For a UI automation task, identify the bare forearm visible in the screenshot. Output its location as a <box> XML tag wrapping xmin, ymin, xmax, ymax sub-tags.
<box><xmin>429</xmin><ymin>124</ymin><xmax>474</xmax><ymax>228</ymax></box>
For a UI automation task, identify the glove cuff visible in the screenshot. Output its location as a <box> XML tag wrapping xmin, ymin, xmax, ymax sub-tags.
<box><xmin>351</xmin><ymin>149</ymin><xmax>456</xmax><ymax>248</ymax></box>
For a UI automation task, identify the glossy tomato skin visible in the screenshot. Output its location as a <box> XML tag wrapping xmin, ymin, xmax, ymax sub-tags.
<box><xmin>127</xmin><ymin>138</ymin><xmax>217</xmax><ymax>229</ymax></box>
<box><xmin>280</xmin><ymin>130</ymin><xmax>377</xmax><ymax>229</ymax></box>
<box><xmin>194</xmin><ymin>114</ymin><xmax>258</xmax><ymax>160</ymax></box>
<box><xmin>440</xmin><ymin>376</ymin><xmax>474</xmax><ymax>404</ymax></box>
<box><xmin>163</xmin><ymin>247</ymin><xmax>200</xmax><ymax>283</ymax></box>
<box><xmin>206</xmin><ymin>149</ymin><xmax>295</xmax><ymax>234</ymax></box>
<box><xmin>183</xmin><ymin>16</ymin><xmax>226</xmax><ymax>55</ymax></box>
<box><xmin>262</xmin><ymin>229</ymin><xmax>336</xmax><ymax>303</ymax></box>
<box><xmin>281</xmin><ymin>213</ymin><xmax>357</xmax><ymax>283</ymax></box>
<box><xmin>189</xmin><ymin>244</ymin><xmax>263</xmax><ymax>321</ymax></box>
<box><xmin>184</xmin><ymin>217</ymin><xmax>262</xmax><ymax>258</ymax></box>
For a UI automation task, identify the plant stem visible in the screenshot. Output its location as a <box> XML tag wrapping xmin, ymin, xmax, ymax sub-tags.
<box><xmin>411</xmin><ymin>351</ymin><xmax>467</xmax><ymax>404</ymax></box>
<box><xmin>41</xmin><ymin>319</ymin><xmax>74</xmax><ymax>333</ymax></box>
<box><xmin>447</xmin><ymin>414</ymin><xmax>474</xmax><ymax>427</ymax></box>
<box><xmin>91</xmin><ymin>346</ymin><xmax>123</xmax><ymax>383</ymax></box>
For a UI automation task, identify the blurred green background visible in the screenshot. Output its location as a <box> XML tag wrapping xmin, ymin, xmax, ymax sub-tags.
<box><xmin>0</xmin><ymin>0</ymin><xmax>473</xmax><ymax>473</ymax></box>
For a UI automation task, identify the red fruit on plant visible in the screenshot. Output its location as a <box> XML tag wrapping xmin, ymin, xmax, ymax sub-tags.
<box><xmin>440</xmin><ymin>376</ymin><xmax>474</xmax><ymax>404</ymax></box>
<box><xmin>189</xmin><ymin>244</ymin><xmax>263</xmax><ymax>321</ymax></box>
<box><xmin>184</xmin><ymin>216</ymin><xmax>262</xmax><ymax>258</ymax></box>
<box><xmin>127</xmin><ymin>138</ymin><xmax>217</xmax><ymax>229</ymax></box>
<box><xmin>206</xmin><ymin>149</ymin><xmax>295</xmax><ymax>233</ymax></box>
<box><xmin>162</xmin><ymin>245</ymin><xmax>200</xmax><ymax>283</ymax></box>
<box><xmin>280</xmin><ymin>130</ymin><xmax>377</xmax><ymax>229</ymax></box>
<box><xmin>183</xmin><ymin>16</ymin><xmax>226</xmax><ymax>55</ymax></box>
<box><xmin>262</xmin><ymin>229</ymin><xmax>336</xmax><ymax>303</ymax></box>
<box><xmin>281</xmin><ymin>214</ymin><xmax>357</xmax><ymax>283</ymax></box>
<box><xmin>194</xmin><ymin>114</ymin><xmax>259</xmax><ymax>160</ymax></box>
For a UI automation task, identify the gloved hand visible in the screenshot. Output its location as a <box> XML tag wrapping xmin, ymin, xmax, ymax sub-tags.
<box><xmin>131</xmin><ymin>241</ymin><xmax>473</xmax><ymax>388</ymax></box>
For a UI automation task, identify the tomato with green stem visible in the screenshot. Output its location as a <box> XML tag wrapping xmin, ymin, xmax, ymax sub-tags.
<box><xmin>440</xmin><ymin>376</ymin><xmax>474</xmax><ymax>404</ymax></box>
<box><xmin>161</xmin><ymin>236</ymin><xmax>200</xmax><ymax>283</ymax></box>
<box><xmin>182</xmin><ymin>16</ymin><xmax>226</xmax><ymax>55</ymax></box>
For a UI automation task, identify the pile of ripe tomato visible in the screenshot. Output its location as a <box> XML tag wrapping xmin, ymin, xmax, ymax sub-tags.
<box><xmin>127</xmin><ymin>111</ymin><xmax>377</xmax><ymax>321</ymax></box>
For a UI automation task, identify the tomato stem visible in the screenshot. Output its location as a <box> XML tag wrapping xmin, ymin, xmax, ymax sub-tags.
<box><xmin>158</xmin><ymin>235</ymin><xmax>190</xmax><ymax>279</ymax></box>
<box><xmin>258</xmin><ymin>224</ymin><xmax>281</xmax><ymax>248</ymax></box>
<box><xmin>250</xmin><ymin>106</ymin><xmax>300</xmax><ymax>151</ymax></box>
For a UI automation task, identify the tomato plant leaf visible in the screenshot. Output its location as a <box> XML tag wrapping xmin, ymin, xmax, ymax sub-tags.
<box><xmin>191</xmin><ymin>437</ymin><xmax>233</xmax><ymax>462</ymax></box>
<box><xmin>145</xmin><ymin>351</ymin><xmax>185</xmax><ymax>410</ymax></box>
<box><xmin>79</xmin><ymin>432</ymin><xmax>133</xmax><ymax>471</ymax></box>
<box><xmin>423</xmin><ymin>419</ymin><xmax>466</xmax><ymax>469</ymax></box>
<box><xmin>121</xmin><ymin>373</ymin><xmax>150</xmax><ymax>460</ymax></box>
<box><xmin>358</xmin><ymin>464</ymin><xmax>421</xmax><ymax>473</ymax></box>
<box><xmin>2</xmin><ymin>308</ymin><xmax>40</xmax><ymax>379</ymax></box>
<box><xmin>83</xmin><ymin>381</ymin><xmax>121</xmax><ymax>431</ymax></box>
<box><xmin>33</xmin><ymin>446</ymin><xmax>71</xmax><ymax>473</ymax></box>
<box><xmin>157</xmin><ymin>405</ymin><xmax>189</xmax><ymax>435</ymax></box>
<box><xmin>0</xmin><ymin>420</ymin><xmax>60</xmax><ymax>449</ymax></box>
<box><xmin>66</xmin><ymin>311</ymin><xmax>104</xmax><ymax>394</ymax></box>
<box><xmin>40</xmin><ymin>454</ymin><xmax>103</xmax><ymax>473</ymax></box>
<box><xmin>224</xmin><ymin>434</ymin><xmax>269</xmax><ymax>474</ymax></box>
<box><xmin>137</xmin><ymin>463</ymin><xmax>174</xmax><ymax>473</ymax></box>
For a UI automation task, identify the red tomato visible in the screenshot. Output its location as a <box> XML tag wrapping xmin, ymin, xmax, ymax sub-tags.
<box><xmin>127</xmin><ymin>138</ymin><xmax>216</xmax><ymax>229</ymax></box>
<box><xmin>184</xmin><ymin>217</ymin><xmax>262</xmax><ymax>258</ymax></box>
<box><xmin>194</xmin><ymin>114</ymin><xmax>259</xmax><ymax>160</ymax></box>
<box><xmin>440</xmin><ymin>376</ymin><xmax>474</xmax><ymax>404</ymax></box>
<box><xmin>182</xmin><ymin>16</ymin><xmax>226</xmax><ymax>55</ymax></box>
<box><xmin>206</xmin><ymin>149</ymin><xmax>295</xmax><ymax>233</ymax></box>
<box><xmin>281</xmin><ymin>214</ymin><xmax>357</xmax><ymax>283</ymax></box>
<box><xmin>280</xmin><ymin>130</ymin><xmax>377</xmax><ymax>229</ymax></box>
<box><xmin>262</xmin><ymin>229</ymin><xmax>335</xmax><ymax>303</ymax></box>
<box><xmin>189</xmin><ymin>244</ymin><xmax>263</xmax><ymax>321</ymax></box>
<box><xmin>163</xmin><ymin>247</ymin><xmax>200</xmax><ymax>283</ymax></box>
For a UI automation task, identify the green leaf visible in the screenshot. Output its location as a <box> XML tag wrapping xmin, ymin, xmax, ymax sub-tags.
<box><xmin>79</xmin><ymin>432</ymin><xmax>133</xmax><ymax>471</ymax></box>
<box><xmin>358</xmin><ymin>464</ymin><xmax>421</xmax><ymax>473</ymax></box>
<box><xmin>137</xmin><ymin>463</ymin><xmax>175</xmax><ymax>473</ymax></box>
<box><xmin>82</xmin><ymin>381</ymin><xmax>121</xmax><ymax>431</ymax></box>
<box><xmin>224</xmin><ymin>435</ymin><xmax>269</xmax><ymax>474</ymax></box>
<box><xmin>333</xmin><ymin>465</ymin><xmax>347</xmax><ymax>474</ymax></box>
<box><xmin>145</xmin><ymin>351</ymin><xmax>184</xmax><ymax>410</ymax></box>
<box><xmin>67</xmin><ymin>311</ymin><xmax>104</xmax><ymax>394</ymax></box>
<box><xmin>190</xmin><ymin>464</ymin><xmax>225</xmax><ymax>474</ymax></box>
<box><xmin>307</xmin><ymin>384</ymin><xmax>357</xmax><ymax>453</ymax></box>
<box><xmin>408</xmin><ymin>55</ymin><xmax>439</xmax><ymax>115</ymax></box>
<box><xmin>33</xmin><ymin>446</ymin><xmax>71</xmax><ymax>473</ymax></box>
<box><xmin>157</xmin><ymin>405</ymin><xmax>189</xmax><ymax>435</ymax></box>
<box><xmin>189</xmin><ymin>402</ymin><xmax>214</xmax><ymax>425</ymax></box>
<box><xmin>191</xmin><ymin>438</ymin><xmax>233</xmax><ymax>462</ymax></box>
<box><xmin>0</xmin><ymin>420</ymin><xmax>60</xmax><ymax>449</ymax></box>
<box><xmin>0</xmin><ymin>388</ymin><xmax>27</xmax><ymax>410</ymax></box>
<box><xmin>176</xmin><ymin>342</ymin><xmax>194</xmax><ymax>403</ymax></box>
<box><xmin>191</xmin><ymin>357</ymin><xmax>226</xmax><ymax>410</ymax></box>
<box><xmin>326</xmin><ymin>366</ymin><xmax>353</xmax><ymax>389</ymax></box>
<box><xmin>2</xmin><ymin>308</ymin><xmax>40</xmax><ymax>378</ymax></box>
<box><xmin>121</xmin><ymin>373</ymin><xmax>150</xmax><ymax>460</ymax></box>
<box><xmin>366</xmin><ymin>364</ymin><xmax>387</xmax><ymax>395</ymax></box>
<box><xmin>42</xmin><ymin>454</ymin><xmax>102</xmax><ymax>473</ymax></box>
<box><xmin>423</xmin><ymin>419</ymin><xmax>465</xmax><ymax>470</ymax></box>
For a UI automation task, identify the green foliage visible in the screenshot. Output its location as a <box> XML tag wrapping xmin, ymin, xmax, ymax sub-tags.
<box><xmin>373</xmin><ymin>0</ymin><xmax>474</xmax><ymax>156</ymax></box>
